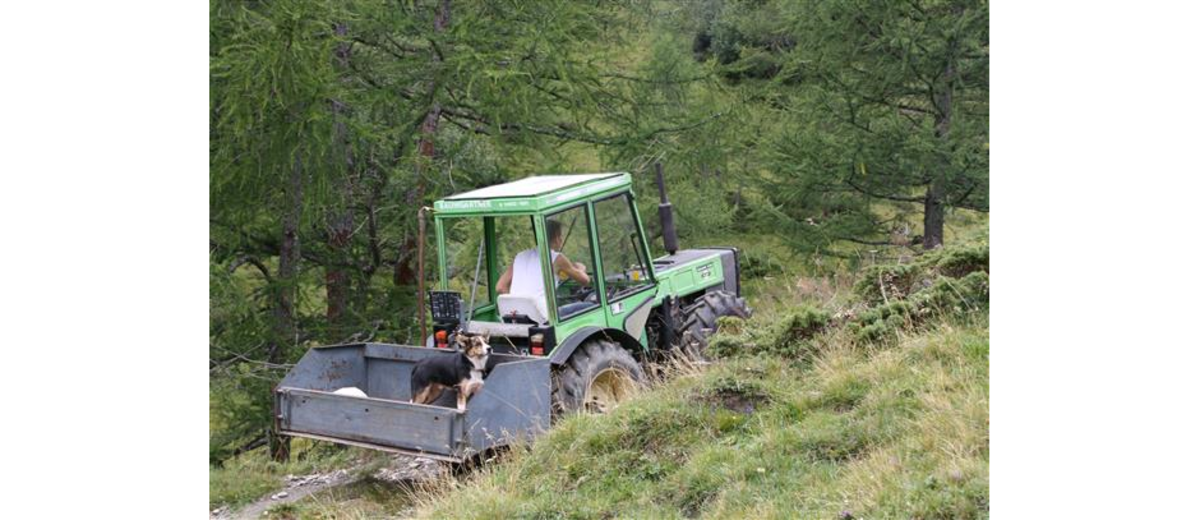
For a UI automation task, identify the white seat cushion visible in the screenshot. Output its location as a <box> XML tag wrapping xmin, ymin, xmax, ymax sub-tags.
<box><xmin>497</xmin><ymin>294</ymin><xmax>549</xmax><ymax>324</ymax></box>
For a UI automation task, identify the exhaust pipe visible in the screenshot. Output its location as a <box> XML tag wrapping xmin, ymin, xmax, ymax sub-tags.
<box><xmin>655</xmin><ymin>162</ymin><xmax>679</xmax><ymax>255</ymax></box>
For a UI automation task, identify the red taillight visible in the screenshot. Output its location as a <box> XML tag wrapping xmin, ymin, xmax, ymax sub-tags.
<box><xmin>530</xmin><ymin>333</ymin><xmax>544</xmax><ymax>356</ymax></box>
<box><xmin>435</xmin><ymin>330</ymin><xmax>449</xmax><ymax>349</ymax></box>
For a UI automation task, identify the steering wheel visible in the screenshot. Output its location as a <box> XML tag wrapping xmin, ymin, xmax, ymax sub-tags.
<box><xmin>559</xmin><ymin>277</ymin><xmax>597</xmax><ymax>303</ymax></box>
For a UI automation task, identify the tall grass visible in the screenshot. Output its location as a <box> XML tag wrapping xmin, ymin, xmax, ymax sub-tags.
<box><xmin>412</xmin><ymin>313</ymin><xmax>988</xmax><ymax>518</ymax></box>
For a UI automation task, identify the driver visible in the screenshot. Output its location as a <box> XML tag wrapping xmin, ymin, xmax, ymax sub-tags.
<box><xmin>497</xmin><ymin>220</ymin><xmax>591</xmax><ymax>317</ymax></box>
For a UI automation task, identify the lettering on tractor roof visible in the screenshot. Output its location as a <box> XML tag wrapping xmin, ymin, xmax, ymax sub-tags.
<box><xmin>445</xmin><ymin>173</ymin><xmax>623</xmax><ymax>200</ymax></box>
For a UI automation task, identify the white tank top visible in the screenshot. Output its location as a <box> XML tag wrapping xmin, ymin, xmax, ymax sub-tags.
<box><xmin>510</xmin><ymin>248</ymin><xmax>560</xmax><ymax>302</ymax></box>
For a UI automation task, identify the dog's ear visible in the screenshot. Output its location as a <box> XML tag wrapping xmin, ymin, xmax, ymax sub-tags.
<box><xmin>481</xmin><ymin>333</ymin><xmax>490</xmax><ymax>345</ymax></box>
<box><xmin>455</xmin><ymin>334</ymin><xmax>469</xmax><ymax>348</ymax></box>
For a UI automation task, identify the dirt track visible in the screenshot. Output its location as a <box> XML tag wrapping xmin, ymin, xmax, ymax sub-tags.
<box><xmin>211</xmin><ymin>455</ymin><xmax>444</xmax><ymax>520</ymax></box>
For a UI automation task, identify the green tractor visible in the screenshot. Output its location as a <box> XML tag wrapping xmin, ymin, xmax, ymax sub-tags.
<box><xmin>274</xmin><ymin>170</ymin><xmax>749</xmax><ymax>460</ymax></box>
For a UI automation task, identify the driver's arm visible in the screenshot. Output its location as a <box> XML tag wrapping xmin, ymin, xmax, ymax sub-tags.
<box><xmin>496</xmin><ymin>264</ymin><xmax>514</xmax><ymax>294</ymax></box>
<box><xmin>554</xmin><ymin>254</ymin><xmax>590</xmax><ymax>285</ymax></box>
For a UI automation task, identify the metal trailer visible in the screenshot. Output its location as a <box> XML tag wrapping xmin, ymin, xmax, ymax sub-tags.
<box><xmin>275</xmin><ymin>343</ymin><xmax>549</xmax><ymax>462</ymax></box>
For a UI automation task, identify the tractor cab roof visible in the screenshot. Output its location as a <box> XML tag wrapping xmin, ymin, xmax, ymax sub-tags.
<box><xmin>434</xmin><ymin>173</ymin><xmax>630</xmax><ymax>216</ymax></box>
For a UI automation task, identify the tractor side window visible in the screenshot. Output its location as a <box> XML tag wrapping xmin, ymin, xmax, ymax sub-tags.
<box><xmin>547</xmin><ymin>205</ymin><xmax>599</xmax><ymax>320</ymax></box>
<box><xmin>441</xmin><ymin>215</ymin><xmax>536</xmax><ymax>319</ymax></box>
<box><xmin>593</xmin><ymin>194</ymin><xmax>652</xmax><ymax>301</ymax></box>
<box><xmin>441</xmin><ymin>217</ymin><xmax>492</xmax><ymax>312</ymax></box>
<box><xmin>492</xmin><ymin>215</ymin><xmax>538</xmax><ymax>284</ymax></box>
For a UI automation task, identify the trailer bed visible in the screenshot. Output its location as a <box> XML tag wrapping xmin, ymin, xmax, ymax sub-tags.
<box><xmin>275</xmin><ymin>343</ymin><xmax>550</xmax><ymax>461</ymax></box>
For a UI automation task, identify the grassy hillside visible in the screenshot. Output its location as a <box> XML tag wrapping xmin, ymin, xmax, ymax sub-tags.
<box><xmin>210</xmin><ymin>237</ymin><xmax>988</xmax><ymax>519</ymax></box>
<box><xmin>412</xmin><ymin>243</ymin><xmax>989</xmax><ymax>519</ymax></box>
<box><xmin>415</xmin><ymin>323</ymin><xmax>987</xmax><ymax>518</ymax></box>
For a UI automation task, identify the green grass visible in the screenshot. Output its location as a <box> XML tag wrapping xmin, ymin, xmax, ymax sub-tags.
<box><xmin>211</xmin><ymin>307</ymin><xmax>989</xmax><ymax>518</ymax></box>
<box><xmin>209</xmin><ymin>440</ymin><xmax>387</xmax><ymax>510</ymax></box>
<box><xmin>211</xmin><ymin>233</ymin><xmax>990</xmax><ymax>518</ymax></box>
<box><xmin>408</xmin><ymin>240</ymin><xmax>989</xmax><ymax>517</ymax></box>
<box><xmin>413</xmin><ymin>315</ymin><xmax>988</xmax><ymax>518</ymax></box>
<box><xmin>261</xmin><ymin>478</ymin><xmax>427</xmax><ymax>520</ymax></box>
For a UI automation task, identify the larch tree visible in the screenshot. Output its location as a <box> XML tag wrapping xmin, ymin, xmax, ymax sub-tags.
<box><xmin>766</xmin><ymin>0</ymin><xmax>989</xmax><ymax>250</ymax></box>
<box><xmin>209</xmin><ymin>0</ymin><xmax>655</xmax><ymax>463</ymax></box>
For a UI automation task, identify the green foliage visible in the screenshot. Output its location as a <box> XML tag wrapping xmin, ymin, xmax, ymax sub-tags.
<box><xmin>738</xmin><ymin>247</ymin><xmax>787</xmax><ymax>278</ymax></box>
<box><xmin>933</xmin><ymin>243</ymin><xmax>991</xmax><ymax>278</ymax></box>
<box><xmin>712</xmin><ymin>242</ymin><xmax>988</xmax><ymax>351</ymax></box>
<box><xmin>911</xmin><ymin>271</ymin><xmax>990</xmax><ymax>316</ymax></box>
<box><xmin>854</xmin><ymin>242</ymin><xmax>990</xmax><ymax>304</ymax></box>
<box><xmin>686</xmin><ymin>0</ymin><xmax>990</xmax><ymax>252</ymax></box>
<box><xmin>208</xmin><ymin>0</ymin><xmax>671</xmax><ymax>465</ymax></box>
<box><xmin>774</xmin><ymin>306</ymin><xmax>834</xmax><ymax>345</ymax></box>
<box><xmin>714</xmin><ymin>314</ymin><xmax>745</xmax><ymax>335</ymax></box>
<box><xmin>848</xmin><ymin>243</ymin><xmax>989</xmax><ymax>344</ymax></box>
<box><xmin>847</xmin><ymin>301</ymin><xmax>917</xmax><ymax>343</ymax></box>
<box><xmin>208</xmin><ymin>364</ymin><xmax>278</xmax><ymax>464</ymax></box>
<box><xmin>855</xmin><ymin>262</ymin><xmax>922</xmax><ymax>305</ymax></box>
<box><xmin>708</xmin><ymin>305</ymin><xmax>831</xmax><ymax>361</ymax></box>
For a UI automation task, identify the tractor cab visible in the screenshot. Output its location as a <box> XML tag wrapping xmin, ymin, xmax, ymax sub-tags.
<box><xmin>430</xmin><ymin>173</ymin><xmax>659</xmax><ymax>358</ymax></box>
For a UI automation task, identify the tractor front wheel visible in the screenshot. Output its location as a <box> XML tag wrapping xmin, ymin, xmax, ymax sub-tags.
<box><xmin>552</xmin><ymin>338</ymin><xmax>646</xmax><ymax>416</ymax></box>
<box><xmin>677</xmin><ymin>290</ymin><xmax>751</xmax><ymax>361</ymax></box>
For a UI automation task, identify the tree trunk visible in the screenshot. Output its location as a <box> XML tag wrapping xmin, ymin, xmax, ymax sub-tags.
<box><xmin>394</xmin><ymin>0</ymin><xmax>450</xmax><ymax>287</ymax></box>
<box><xmin>393</xmin><ymin>236</ymin><xmax>418</xmax><ymax>285</ymax></box>
<box><xmin>270</xmin><ymin>154</ymin><xmax>303</xmax><ymax>363</ymax></box>
<box><xmin>326</xmin><ymin>22</ymin><xmax>354</xmax><ymax>339</ymax></box>
<box><xmin>357</xmin><ymin>163</ymin><xmax>385</xmax><ymax>318</ymax></box>
<box><xmin>325</xmin><ymin>215</ymin><xmax>352</xmax><ymax>336</ymax></box>
<box><xmin>922</xmin><ymin>180</ymin><xmax>945</xmax><ymax>250</ymax></box>
<box><xmin>270</xmin><ymin>151</ymin><xmax>303</xmax><ymax>462</ymax></box>
<box><xmin>924</xmin><ymin>43</ymin><xmax>957</xmax><ymax>250</ymax></box>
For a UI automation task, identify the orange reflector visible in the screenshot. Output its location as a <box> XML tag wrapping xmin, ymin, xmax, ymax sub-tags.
<box><xmin>530</xmin><ymin>333</ymin><xmax>545</xmax><ymax>356</ymax></box>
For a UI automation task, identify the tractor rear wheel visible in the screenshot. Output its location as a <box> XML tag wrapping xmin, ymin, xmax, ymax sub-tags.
<box><xmin>552</xmin><ymin>338</ymin><xmax>646</xmax><ymax>416</ymax></box>
<box><xmin>677</xmin><ymin>290</ymin><xmax>751</xmax><ymax>361</ymax></box>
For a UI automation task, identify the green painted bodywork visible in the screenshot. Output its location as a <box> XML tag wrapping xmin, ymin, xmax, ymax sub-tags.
<box><xmin>432</xmin><ymin>173</ymin><xmax>727</xmax><ymax>357</ymax></box>
<box><xmin>653</xmin><ymin>255</ymin><xmax>725</xmax><ymax>305</ymax></box>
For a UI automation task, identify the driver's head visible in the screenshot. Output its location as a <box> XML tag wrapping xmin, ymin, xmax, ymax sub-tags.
<box><xmin>546</xmin><ymin>220</ymin><xmax>564</xmax><ymax>251</ymax></box>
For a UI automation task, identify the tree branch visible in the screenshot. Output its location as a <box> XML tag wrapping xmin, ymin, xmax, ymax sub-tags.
<box><xmin>351</xmin><ymin>36</ymin><xmax>425</xmax><ymax>61</ymax></box>
<box><xmin>837</xmin><ymin>235</ymin><xmax>898</xmax><ymax>246</ymax></box>
<box><xmin>228</xmin><ymin>255</ymin><xmax>273</xmax><ymax>283</ymax></box>
<box><xmin>598</xmin><ymin>71</ymin><xmax>714</xmax><ymax>84</ymax></box>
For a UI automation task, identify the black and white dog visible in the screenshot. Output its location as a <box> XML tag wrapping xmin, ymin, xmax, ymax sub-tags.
<box><xmin>410</xmin><ymin>333</ymin><xmax>491</xmax><ymax>411</ymax></box>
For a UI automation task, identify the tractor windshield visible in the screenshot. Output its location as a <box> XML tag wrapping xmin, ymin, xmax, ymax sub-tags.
<box><xmin>594</xmin><ymin>193</ymin><xmax>653</xmax><ymax>300</ymax></box>
<box><xmin>546</xmin><ymin>204</ymin><xmax>599</xmax><ymax>320</ymax></box>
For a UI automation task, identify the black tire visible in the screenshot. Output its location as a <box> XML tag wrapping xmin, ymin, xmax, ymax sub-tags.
<box><xmin>677</xmin><ymin>290</ymin><xmax>751</xmax><ymax>361</ymax></box>
<box><xmin>552</xmin><ymin>338</ymin><xmax>646</xmax><ymax>416</ymax></box>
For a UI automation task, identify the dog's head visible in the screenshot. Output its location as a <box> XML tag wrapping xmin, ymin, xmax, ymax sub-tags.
<box><xmin>456</xmin><ymin>333</ymin><xmax>492</xmax><ymax>360</ymax></box>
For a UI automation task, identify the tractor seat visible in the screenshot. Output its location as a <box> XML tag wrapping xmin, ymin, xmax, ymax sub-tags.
<box><xmin>497</xmin><ymin>294</ymin><xmax>549</xmax><ymax>325</ymax></box>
